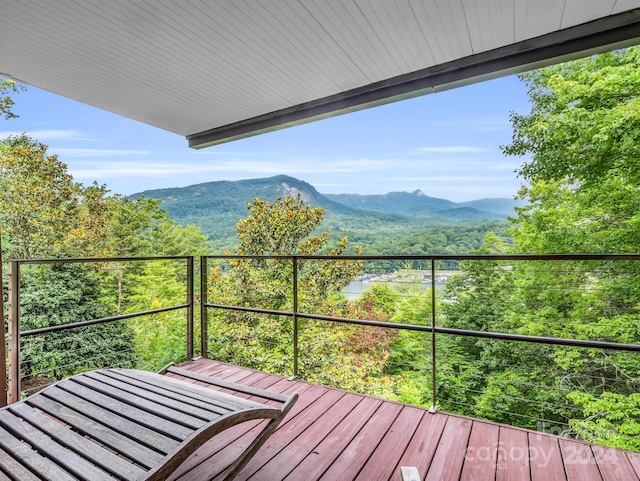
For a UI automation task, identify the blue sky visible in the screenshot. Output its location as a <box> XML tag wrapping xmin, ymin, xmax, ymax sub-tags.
<box><xmin>1</xmin><ymin>75</ymin><xmax>532</xmax><ymax>202</ymax></box>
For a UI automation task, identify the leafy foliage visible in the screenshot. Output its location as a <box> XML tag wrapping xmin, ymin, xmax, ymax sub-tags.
<box><xmin>434</xmin><ymin>47</ymin><xmax>640</xmax><ymax>449</ymax></box>
<box><xmin>206</xmin><ymin>195</ymin><xmax>397</xmax><ymax>393</ymax></box>
<box><xmin>1</xmin><ymin>131</ymin><xmax>208</xmax><ymax>388</ymax></box>
<box><xmin>19</xmin><ymin>262</ymin><xmax>135</xmax><ymax>384</ymax></box>
<box><xmin>0</xmin><ymin>78</ymin><xmax>23</xmax><ymax>120</ymax></box>
<box><xmin>0</xmin><ymin>135</ymin><xmax>84</xmax><ymax>258</ymax></box>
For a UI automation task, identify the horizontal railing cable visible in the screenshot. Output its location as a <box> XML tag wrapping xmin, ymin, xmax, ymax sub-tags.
<box><xmin>203</xmin><ymin>302</ymin><xmax>640</xmax><ymax>352</ymax></box>
<box><xmin>20</xmin><ymin>305</ymin><xmax>190</xmax><ymax>337</ymax></box>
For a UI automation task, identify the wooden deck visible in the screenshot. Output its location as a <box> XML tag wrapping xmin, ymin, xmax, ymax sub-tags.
<box><xmin>168</xmin><ymin>358</ymin><xmax>640</xmax><ymax>481</ymax></box>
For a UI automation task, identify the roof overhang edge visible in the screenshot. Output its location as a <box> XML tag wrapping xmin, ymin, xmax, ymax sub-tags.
<box><xmin>188</xmin><ymin>8</ymin><xmax>640</xmax><ymax>149</ymax></box>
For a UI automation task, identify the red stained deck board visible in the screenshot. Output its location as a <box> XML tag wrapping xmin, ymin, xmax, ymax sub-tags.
<box><xmin>424</xmin><ymin>415</ymin><xmax>473</xmax><ymax>481</ymax></box>
<box><xmin>283</xmin><ymin>397</ymin><xmax>384</xmax><ymax>480</ymax></box>
<box><xmin>497</xmin><ymin>427</ymin><xmax>530</xmax><ymax>481</ymax></box>
<box><xmin>628</xmin><ymin>452</ymin><xmax>640</xmax><ymax>478</ymax></box>
<box><xmin>354</xmin><ymin>404</ymin><xmax>431</xmax><ymax>481</ymax></box>
<box><xmin>185</xmin><ymin>359</ymin><xmax>245</xmax><ymax>378</ymax></box>
<box><xmin>528</xmin><ymin>433</ymin><xmax>566</xmax><ymax>481</ymax></box>
<box><xmin>559</xmin><ymin>439</ymin><xmax>602</xmax><ymax>481</ymax></box>
<box><xmin>232</xmin><ymin>387</ymin><xmax>348</xmax><ymax>480</ymax></box>
<box><xmin>394</xmin><ymin>410</ymin><xmax>448</xmax><ymax>481</ymax></box>
<box><xmin>460</xmin><ymin>420</ymin><xmax>500</xmax><ymax>481</ymax></box>
<box><xmin>319</xmin><ymin>401</ymin><xmax>404</xmax><ymax>481</ymax></box>
<box><xmin>593</xmin><ymin>445</ymin><xmax>640</xmax><ymax>481</ymax></box>
<box><xmin>242</xmin><ymin>392</ymin><xmax>364</xmax><ymax>480</ymax></box>
<box><xmin>171</xmin><ymin>380</ymin><xmax>322</xmax><ymax>481</ymax></box>
<box><xmin>167</xmin><ymin>359</ymin><xmax>640</xmax><ymax>481</ymax></box>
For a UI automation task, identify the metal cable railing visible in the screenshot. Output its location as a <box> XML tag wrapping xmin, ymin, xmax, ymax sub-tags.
<box><xmin>201</xmin><ymin>253</ymin><xmax>640</xmax><ymax>432</ymax></box>
<box><xmin>3</xmin><ymin>253</ymin><xmax>640</xmax><ymax>439</ymax></box>
<box><xmin>2</xmin><ymin>256</ymin><xmax>194</xmax><ymax>405</ymax></box>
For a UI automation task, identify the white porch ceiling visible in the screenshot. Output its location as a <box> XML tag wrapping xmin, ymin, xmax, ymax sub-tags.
<box><xmin>1</xmin><ymin>1</ymin><xmax>640</xmax><ymax>148</ymax></box>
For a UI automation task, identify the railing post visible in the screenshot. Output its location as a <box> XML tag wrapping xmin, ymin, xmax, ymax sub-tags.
<box><xmin>8</xmin><ymin>260</ymin><xmax>20</xmax><ymax>404</ymax></box>
<box><xmin>429</xmin><ymin>258</ymin><xmax>437</xmax><ymax>413</ymax></box>
<box><xmin>200</xmin><ymin>256</ymin><xmax>208</xmax><ymax>358</ymax></box>
<box><xmin>186</xmin><ymin>256</ymin><xmax>194</xmax><ymax>360</ymax></box>
<box><xmin>0</xmin><ymin>235</ymin><xmax>6</xmax><ymax>407</ymax></box>
<box><xmin>292</xmin><ymin>256</ymin><xmax>299</xmax><ymax>378</ymax></box>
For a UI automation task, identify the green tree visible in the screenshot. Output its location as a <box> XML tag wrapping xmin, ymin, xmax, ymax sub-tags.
<box><xmin>205</xmin><ymin>195</ymin><xmax>399</xmax><ymax>393</ymax></box>
<box><xmin>0</xmin><ymin>136</ymin><xmax>118</xmax><ymax>259</ymax></box>
<box><xmin>104</xmin><ymin>196</ymin><xmax>165</xmax><ymax>257</ymax></box>
<box><xmin>0</xmin><ymin>135</ymin><xmax>80</xmax><ymax>258</ymax></box>
<box><xmin>121</xmin><ymin>219</ymin><xmax>208</xmax><ymax>368</ymax></box>
<box><xmin>19</xmin><ymin>261</ymin><xmax>136</xmax><ymax>387</ymax></box>
<box><xmin>461</xmin><ymin>46</ymin><xmax>640</xmax><ymax>446</ymax></box>
<box><xmin>0</xmin><ymin>78</ymin><xmax>23</xmax><ymax>120</ymax></box>
<box><xmin>504</xmin><ymin>47</ymin><xmax>640</xmax><ymax>190</ymax></box>
<box><xmin>222</xmin><ymin>195</ymin><xmax>362</xmax><ymax>315</ymax></box>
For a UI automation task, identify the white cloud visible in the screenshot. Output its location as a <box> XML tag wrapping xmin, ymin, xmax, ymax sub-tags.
<box><xmin>415</xmin><ymin>146</ymin><xmax>489</xmax><ymax>153</ymax></box>
<box><xmin>69</xmin><ymin>157</ymin><xmax>392</xmax><ymax>179</ymax></box>
<box><xmin>52</xmin><ymin>148</ymin><xmax>151</xmax><ymax>157</ymax></box>
<box><xmin>397</xmin><ymin>175</ymin><xmax>515</xmax><ymax>182</ymax></box>
<box><xmin>0</xmin><ymin>129</ymin><xmax>84</xmax><ymax>140</ymax></box>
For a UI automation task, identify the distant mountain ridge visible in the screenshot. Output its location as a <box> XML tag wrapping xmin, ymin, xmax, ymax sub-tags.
<box><xmin>324</xmin><ymin>190</ymin><xmax>523</xmax><ymax>217</ymax></box>
<box><xmin>132</xmin><ymin>175</ymin><xmax>523</xmax><ymax>246</ymax></box>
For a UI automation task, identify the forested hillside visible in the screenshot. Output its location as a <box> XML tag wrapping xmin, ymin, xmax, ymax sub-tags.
<box><xmin>132</xmin><ymin>175</ymin><xmax>516</xmax><ymax>253</ymax></box>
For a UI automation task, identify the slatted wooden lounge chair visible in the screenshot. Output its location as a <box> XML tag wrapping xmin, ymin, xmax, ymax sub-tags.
<box><xmin>0</xmin><ymin>364</ymin><xmax>298</xmax><ymax>480</ymax></box>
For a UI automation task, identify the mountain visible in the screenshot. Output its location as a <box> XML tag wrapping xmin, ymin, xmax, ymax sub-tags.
<box><xmin>324</xmin><ymin>190</ymin><xmax>523</xmax><ymax>218</ymax></box>
<box><xmin>324</xmin><ymin>190</ymin><xmax>457</xmax><ymax>214</ymax></box>
<box><xmin>132</xmin><ymin>174</ymin><xmax>402</xmax><ymax>221</ymax></box>
<box><xmin>457</xmin><ymin>198</ymin><xmax>527</xmax><ymax>216</ymax></box>
<box><xmin>132</xmin><ymin>175</ymin><xmax>520</xmax><ymax>248</ymax></box>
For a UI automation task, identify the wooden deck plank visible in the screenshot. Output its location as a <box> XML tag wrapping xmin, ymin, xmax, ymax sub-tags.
<box><xmin>559</xmin><ymin>439</ymin><xmax>602</xmax><ymax>481</ymax></box>
<box><xmin>215</xmin><ymin>368</ymin><xmax>269</xmax><ymax>385</ymax></box>
<box><xmin>460</xmin><ymin>420</ymin><xmax>500</xmax><ymax>481</ymax></box>
<box><xmin>166</xmin><ymin>367</ymin><xmax>290</xmax><ymax>403</ymax></box>
<box><xmin>170</xmin><ymin>380</ymin><xmax>322</xmax><ymax>481</ymax></box>
<box><xmin>166</xmin><ymin>365</ymin><xmax>286</xmax><ymax>404</ymax></box>
<box><xmin>240</xmin><ymin>391</ymin><xmax>364</xmax><ymax>480</ymax></box>
<box><xmin>73</xmin><ymin>374</ymin><xmax>214</xmax><ymax>428</ymax></box>
<box><xmin>185</xmin><ymin>361</ymin><xmax>247</xmax><ymax>379</ymax></box>
<box><xmin>87</xmin><ymin>370</ymin><xmax>229</xmax><ymax>420</ymax></box>
<box><xmin>57</xmin><ymin>379</ymin><xmax>194</xmax><ymax>440</ymax></box>
<box><xmin>593</xmin><ymin>445</ymin><xmax>640</xmax><ymax>481</ymax></box>
<box><xmin>319</xmin><ymin>401</ymin><xmax>404</xmax><ymax>480</ymax></box>
<box><xmin>225</xmin><ymin>371</ymin><xmax>279</xmax><ymax>390</ymax></box>
<box><xmin>354</xmin><ymin>404</ymin><xmax>429</xmax><ymax>481</ymax></box>
<box><xmin>283</xmin><ymin>396</ymin><xmax>384</xmax><ymax>480</ymax></box>
<box><xmin>628</xmin><ymin>451</ymin><xmax>640</xmax><ymax>478</ymax></box>
<box><xmin>393</xmin><ymin>410</ymin><xmax>448</xmax><ymax>481</ymax></box>
<box><xmin>423</xmin><ymin>416</ymin><xmax>473</xmax><ymax>481</ymax></box>
<box><xmin>0</xmin><ymin>445</ymin><xmax>43</xmax><ymax>481</ymax></box>
<box><xmin>176</xmin><ymin>420</ymin><xmax>268</xmax><ymax>481</ymax></box>
<box><xmin>234</xmin><ymin>387</ymin><xmax>345</xmax><ymax>480</ymax></box>
<box><xmin>528</xmin><ymin>433</ymin><xmax>566</xmax><ymax>481</ymax></box>
<box><xmin>170</xmin><ymin>380</ymin><xmax>329</xmax><ymax>481</ymax></box>
<box><xmin>497</xmin><ymin>427</ymin><xmax>530</xmax><ymax>481</ymax></box>
<box><xmin>113</xmin><ymin>369</ymin><xmax>269</xmax><ymax>412</ymax></box>
<box><xmin>17</xmin><ymin>358</ymin><xmax>633</xmax><ymax>481</ymax></box>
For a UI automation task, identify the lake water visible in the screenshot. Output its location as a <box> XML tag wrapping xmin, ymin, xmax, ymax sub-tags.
<box><xmin>343</xmin><ymin>278</ymin><xmax>449</xmax><ymax>300</ymax></box>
